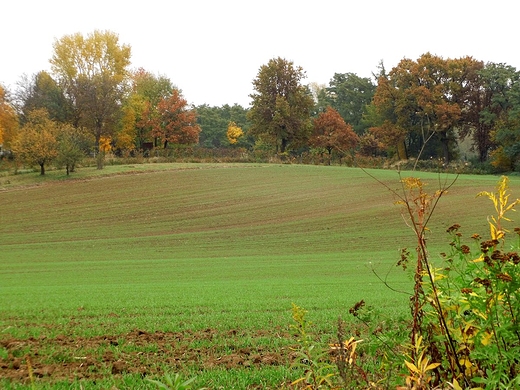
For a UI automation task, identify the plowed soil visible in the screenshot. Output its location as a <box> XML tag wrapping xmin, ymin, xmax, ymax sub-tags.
<box><xmin>1</xmin><ymin>328</ymin><xmax>292</xmax><ymax>385</ymax></box>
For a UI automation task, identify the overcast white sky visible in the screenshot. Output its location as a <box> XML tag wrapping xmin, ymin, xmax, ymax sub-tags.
<box><xmin>2</xmin><ymin>1</ymin><xmax>518</xmax><ymax>107</ymax></box>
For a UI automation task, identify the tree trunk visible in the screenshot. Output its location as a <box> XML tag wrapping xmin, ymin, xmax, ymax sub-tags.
<box><xmin>40</xmin><ymin>163</ymin><xmax>45</xmax><ymax>175</ymax></box>
<box><xmin>439</xmin><ymin>130</ymin><xmax>450</xmax><ymax>165</ymax></box>
<box><xmin>96</xmin><ymin>152</ymin><xmax>104</xmax><ymax>170</ymax></box>
<box><xmin>476</xmin><ymin>124</ymin><xmax>490</xmax><ymax>162</ymax></box>
<box><xmin>280</xmin><ymin>138</ymin><xmax>288</xmax><ymax>153</ymax></box>
<box><xmin>397</xmin><ymin>139</ymin><xmax>408</xmax><ymax>160</ymax></box>
<box><xmin>479</xmin><ymin>148</ymin><xmax>487</xmax><ymax>163</ymax></box>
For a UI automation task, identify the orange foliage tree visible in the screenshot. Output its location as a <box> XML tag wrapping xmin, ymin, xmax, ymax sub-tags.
<box><xmin>372</xmin><ymin>53</ymin><xmax>464</xmax><ymax>163</ymax></box>
<box><xmin>98</xmin><ymin>136</ymin><xmax>112</xmax><ymax>153</ymax></box>
<box><xmin>369</xmin><ymin>121</ymin><xmax>408</xmax><ymax>159</ymax></box>
<box><xmin>0</xmin><ymin>85</ymin><xmax>19</xmax><ymax>149</ymax></box>
<box><xmin>148</xmin><ymin>90</ymin><xmax>201</xmax><ymax>148</ymax></box>
<box><xmin>310</xmin><ymin>107</ymin><xmax>359</xmax><ymax>163</ymax></box>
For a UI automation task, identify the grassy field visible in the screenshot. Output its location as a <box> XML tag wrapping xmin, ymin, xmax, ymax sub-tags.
<box><xmin>0</xmin><ymin>163</ymin><xmax>517</xmax><ymax>389</ymax></box>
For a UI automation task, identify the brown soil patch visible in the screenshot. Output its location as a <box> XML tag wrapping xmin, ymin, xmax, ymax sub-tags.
<box><xmin>1</xmin><ymin>328</ymin><xmax>292</xmax><ymax>385</ymax></box>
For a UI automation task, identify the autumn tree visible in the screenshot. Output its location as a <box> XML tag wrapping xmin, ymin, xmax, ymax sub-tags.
<box><xmin>357</xmin><ymin>132</ymin><xmax>384</xmax><ymax>157</ymax></box>
<box><xmin>126</xmin><ymin>68</ymin><xmax>175</xmax><ymax>149</ymax></box>
<box><xmin>371</xmin><ymin>53</ymin><xmax>463</xmax><ymax>163</ymax></box>
<box><xmin>369</xmin><ymin>74</ymin><xmax>408</xmax><ymax>159</ymax></box>
<box><xmin>0</xmin><ymin>84</ymin><xmax>18</xmax><ymax>150</ymax></box>
<box><xmin>99</xmin><ymin>136</ymin><xmax>112</xmax><ymax>153</ymax></box>
<box><xmin>248</xmin><ymin>57</ymin><xmax>314</xmax><ymax>153</ymax></box>
<box><xmin>146</xmin><ymin>89</ymin><xmax>201</xmax><ymax>148</ymax></box>
<box><xmin>226</xmin><ymin>121</ymin><xmax>244</xmax><ymax>145</ymax></box>
<box><xmin>369</xmin><ymin>120</ymin><xmax>408</xmax><ymax>158</ymax></box>
<box><xmin>50</xmin><ymin>30</ymin><xmax>131</xmax><ymax>168</ymax></box>
<box><xmin>11</xmin><ymin>109</ymin><xmax>59</xmax><ymax>175</ymax></box>
<box><xmin>310</xmin><ymin>107</ymin><xmax>359</xmax><ymax>163</ymax></box>
<box><xmin>115</xmin><ymin>105</ymin><xmax>137</xmax><ymax>155</ymax></box>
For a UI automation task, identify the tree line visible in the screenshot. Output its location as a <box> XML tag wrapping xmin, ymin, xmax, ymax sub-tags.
<box><xmin>1</xmin><ymin>30</ymin><xmax>520</xmax><ymax>174</ymax></box>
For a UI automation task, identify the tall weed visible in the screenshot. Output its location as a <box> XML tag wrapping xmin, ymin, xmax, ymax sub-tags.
<box><xmin>291</xmin><ymin>174</ymin><xmax>520</xmax><ymax>389</ymax></box>
<box><xmin>394</xmin><ymin>175</ymin><xmax>520</xmax><ymax>389</ymax></box>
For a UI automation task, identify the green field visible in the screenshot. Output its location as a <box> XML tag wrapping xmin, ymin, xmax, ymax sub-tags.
<box><xmin>0</xmin><ymin>163</ymin><xmax>516</xmax><ymax>389</ymax></box>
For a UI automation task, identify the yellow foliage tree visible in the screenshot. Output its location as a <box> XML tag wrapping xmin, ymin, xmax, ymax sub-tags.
<box><xmin>50</xmin><ymin>30</ymin><xmax>131</xmax><ymax>155</ymax></box>
<box><xmin>115</xmin><ymin>106</ymin><xmax>137</xmax><ymax>156</ymax></box>
<box><xmin>227</xmin><ymin>121</ymin><xmax>243</xmax><ymax>145</ymax></box>
<box><xmin>98</xmin><ymin>136</ymin><xmax>112</xmax><ymax>153</ymax></box>
<box><xmin>12</xmin><ymin>109</ymin><xmax>59</xmax><ymax>175</ymax></box>
<box><xmin>95</xmin><ymin>135</ymin><xmax>112</xmax><ymax>170</ymax></box>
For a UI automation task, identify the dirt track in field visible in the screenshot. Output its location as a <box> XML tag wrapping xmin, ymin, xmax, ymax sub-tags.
<box><xmin>1</xmin><ymin>328</ymin><xmax>292</xmax><ymax>385</ymax></box>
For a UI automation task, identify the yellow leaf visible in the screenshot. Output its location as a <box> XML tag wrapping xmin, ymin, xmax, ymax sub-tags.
<box><xmin>404</xmin><ymin>360</ymin><xmax>420</xmax><ymax>374</ymax></box>
<box><xmin>451</xmin><ymin>378</ymin><xmax>463</xmax><ymax>390</ymax></box>
<box><xmin>474</xmin><ymin>310</ymin><xmax>488</xmax><ymax>320</ymax></box>
<box><xmin>472</xmin><ymin>255</ymin><xmax>484</xmax><ymax>263</ymax></box>
<box><xmin>291</xmin><ymin>377</ymin><xmax>306</xmax><ymax>385</ymax></box>
<box><xmin>481</xmin><ymin>331</ymin><xmax>493</xmax><ymax>346</ymax></box>
<box><xmin>425</xmin><ymin>362</ymin><xmax>441</xmax><ymax>371</ymax></box>
<box><xmin>459</xmin><ymin>358</ymin><xmax>473</xmax><ymax>369</ymax></box>
<box><xmin>489</xmin><ymin>222</ymin><xmax>499</xmax><ymax>240</ymax></box>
